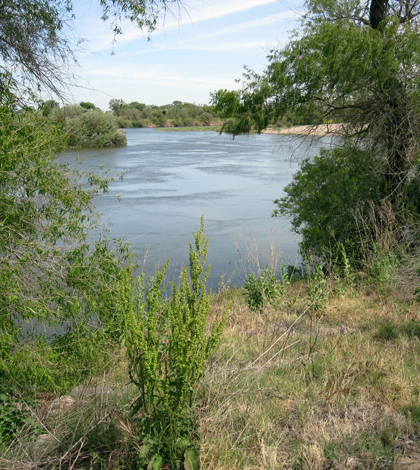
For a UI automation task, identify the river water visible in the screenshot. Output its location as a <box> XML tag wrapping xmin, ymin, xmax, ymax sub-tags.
<box><xmin>59</xmin><ymin>128</ymin><xmax>333</xmax><ymax>290</ymax></box>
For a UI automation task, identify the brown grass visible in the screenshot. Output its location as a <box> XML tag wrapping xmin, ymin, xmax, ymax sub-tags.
<box><xmin>199</xmin><ymin>280</ymin><xmax>420</xmax><ymax>469</ymax></box>
<box><xmin>1</xmin><ymin>277</ymin><xmax>420</xmax><ymax>470</ymax></box>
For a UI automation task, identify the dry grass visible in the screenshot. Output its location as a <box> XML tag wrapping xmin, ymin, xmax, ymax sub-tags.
<box><xmin>199</xmin><ymin>280</ymin><xmax>420</xmax><ymax>469</ymax></box>
<box><xmin>1</xmin><ymin>277</ymin><xmax>420</xmax><ymax>470</ymax></box>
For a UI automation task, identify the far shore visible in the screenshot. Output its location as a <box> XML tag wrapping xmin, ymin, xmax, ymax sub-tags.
<box><xmin>263</xmin><ymin>123</ymin><xmax>344</xmax><ymax>136</ymax></box>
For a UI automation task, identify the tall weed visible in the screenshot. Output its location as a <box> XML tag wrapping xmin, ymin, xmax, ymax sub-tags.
<box><xmin>123</xmin><ymin>218</ymin><xmax>225</xmax><ymax>469</ymax></box>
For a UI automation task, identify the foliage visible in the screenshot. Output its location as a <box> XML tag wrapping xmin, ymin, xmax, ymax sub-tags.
<box><xmin>123</xmin><ymin>218</ymin><xmax>225</xmax><ymax>469</ymax></box>
<box><xmin>65</xmin><ymin>109</ymin><xmax>126</xmax><ymax>148</ymax></box>
<box><xmin>273</xmin><ymin>145</ymin><xmax>394</xmax><ymax>263</ymax></box>
<box><xmin>333</xmin><ymin>244</ymin><xmax>357</xmax><ymax>295</ymax></box>
<box><xmin>243</xmin><ymin>266</ymin><xmax>286</xmax><ymax>311</ymax></box>
<box><xmin>306</xmin><ymin>263</ymin><xmax>329</xmax><ymax>312</ymax></box>
<box><xmin>48</xmin><ymin>104</ymin><xmax>126</xmax><ymax>148</ymax></box>
<box><xmin>0</xmin><ymin>384</ymin><xmax>31</xmax><ymax>443</ymax></box>
<box><xmin>212</xmin><ymin>0</ymin><xmax>420</xmax><ymax>266</ymax></box>
<box><xmin>110</xmin><ymin>99</ymin><xmax>222</xmax><ymax>128</ymax></box>
<box><xmin>0</xmin><ymin>93</ymin><xmax>129</xmax><ymax>390</ymax></box>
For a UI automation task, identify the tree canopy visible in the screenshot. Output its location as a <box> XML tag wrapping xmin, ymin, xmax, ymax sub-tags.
<box><xmin>0</xmin><ymin>0</ymin><xmax>181</xmax><ymax>96</ymax></box>
<box><xmin>213</xmin><ymin>0</ymin><xmax>420</xmax><ymax>262</ymax></box>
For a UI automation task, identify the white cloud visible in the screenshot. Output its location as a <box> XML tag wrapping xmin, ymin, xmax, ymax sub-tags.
<box><xmin>151</xmin><ymin>39</ymin><xmax>273</xmax><ymax>51</ymax></box>
<box><xmin>109</xmin><ymin>0</ymin><xmax>285</xmax><ymax>45</ymax></box>
<box><xmin>186</xmin><ymin>10</ymin><xmax>302</xmax><ymax>39</ymax></box>
<box><xmin>116</xmin><ymin>10</ymin><xmax>300</xmax><ymax>56</ymax></box>
<box><xmin>166</xmin><ymin>0</ymin><xmax>280</xmax><ymax>25</ymax></box>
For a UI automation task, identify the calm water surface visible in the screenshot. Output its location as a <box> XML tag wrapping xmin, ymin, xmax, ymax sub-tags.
<box><xmin>59</xmin><ymin>128</ymin><xmax>333</xmax><ymax>289</ymax></box>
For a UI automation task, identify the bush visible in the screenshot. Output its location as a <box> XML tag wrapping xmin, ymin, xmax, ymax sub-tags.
<box><xmin>244</xmin><ymin>266</ymin><xmax>285</xmax><ymax>311</ymax></box>
<box><xmin>274</xmin><ymin>145</ymin><xmax>392</xmax><ymax>266</ymax></box>
<box><xmin>122</xmin><ymin>218</ymin><xmax>225</xmax><ymax>469</ymax></box>
<box><xmin>66</xmin><ymin>109</ymin><xmax>126</xmax><ymax>148</ymax></box>
<box><xmin>0</xmin><ymin>97</ymin><xmax>129</xmax><ymax>392</ymax></box>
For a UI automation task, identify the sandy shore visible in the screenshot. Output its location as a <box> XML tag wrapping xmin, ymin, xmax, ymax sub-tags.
<box><xmin>262</xmin><ymin>123</ymin><xmax>344</xmax><ymax>136</ymax></box>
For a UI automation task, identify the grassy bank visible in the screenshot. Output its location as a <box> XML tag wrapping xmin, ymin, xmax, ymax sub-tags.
<box><xmin>200</xmin><ymin>277</ymin><xmax>420</xmax><ymax>469</ymax></box>
<box><xmin>155</xmin><ymin>125</ymin><xmax>223</xmax><ymax>132</ymax></box>
<box><xmin>2</xmin><ymin>266</ymin><xmax>420</xmax><ymax>469</ymax></box>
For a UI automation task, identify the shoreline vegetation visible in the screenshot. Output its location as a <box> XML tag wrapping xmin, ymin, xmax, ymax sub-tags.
<box><xmin>3</xmin><ymin>260</ymin><xmax>420</xmax><ymax>469</ymax></box>
<box><xmin>4</xmin><ymin>0</ymin><xmax>420</xmax><ymax>466</ymax></box>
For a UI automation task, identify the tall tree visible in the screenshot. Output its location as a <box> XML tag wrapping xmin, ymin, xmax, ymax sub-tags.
<box><xmin>213</xmin><ymin>0</ymin><xmax>420</xmax><ymax>198</ymax></box>
<box><xmin>212</xmin><ymin>0</ymin><xmax>420</xmax><ymax>262</ymax></box>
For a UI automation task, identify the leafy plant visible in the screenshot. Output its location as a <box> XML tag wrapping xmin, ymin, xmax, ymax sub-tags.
<box><xmin>0</xmin><ymin>91</ymin><xmax>131</xmax><ymax>392</ymax></box>
<box><xmin>243</xmin><ymin>266</ymin><xmax>285</xmax><ymax>311</ymax></box>
<box><xmin>334</xmin><ymin>244</ymin><xmax>357</xmax><ymax>296</ymax></box>
<box><xmin>123</xmin><ymin>218</ymin><xmax>225</xmax><ymax>469</ymax></box>
<box><xmin>0</xmin><ymin>385</ymin><xmax>31</xmax><ymax>443</ymax></box>
<box><xmin>307</xmin><ymin>264</ymin><xmax>329</xmax><ymax>312</ymax></box>
<box><xmin>50</xmin><ymin>105</ymin><xmax>127</xmax><ymax>148</ymax></box>
<box><xmin>273</xmin><ymin>146</ymin><xmax>391</xmax><ymax>266</ymax></box>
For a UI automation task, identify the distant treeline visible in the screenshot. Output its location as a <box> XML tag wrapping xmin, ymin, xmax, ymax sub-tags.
<box><xmin>109</xmin><ymin>99</ymin><xmax>223</xmax><ymax>128</ymax></box>
<box><xmin>41</xmin><ymin>98</ymin><xmax>327</xmax><ymax>150</ymax></box>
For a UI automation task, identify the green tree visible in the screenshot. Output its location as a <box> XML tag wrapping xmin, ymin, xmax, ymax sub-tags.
<box><xmin>79</xmin><ymin>101</ymin><xmax>96</xmax><ymax>110</ymax></box>
<box><xmin>49</xmin><ymin>104</ymin><xmax>126</xmax><ymax>147</ymax></box>
<box><xmin>213</xmin><ymin>0</ymin><xmax>420</xmax><ymax>259</ymax></box>
<box><xmin>65</xmin><ymin>108</ymin><xmax>126</xmax><ymax>147</ymax></box>
<box><xmin>0</xmin><ymin>92</ymin><xmax>128</xmax><ymax>384</ymax></box>
<box><xmin>274</xmin><ymin>145</ymin><xmax>393</xmax><ymax>262</ymax></box>
<box><xmin>109</xmin><ymin>98</ymin><xmax>126</xmax><ymax>116</ymax></box>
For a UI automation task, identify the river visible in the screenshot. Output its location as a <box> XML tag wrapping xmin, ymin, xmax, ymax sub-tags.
<box><xmin>59</xmin><ymin>128</ymin><xmax>333</xmax><ymax>290</ymax></box>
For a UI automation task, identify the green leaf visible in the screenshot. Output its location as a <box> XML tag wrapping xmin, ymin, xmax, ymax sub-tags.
<box><xmin>147</xmin><ymin>453</ymin><xmax>164</xmax><ymax>470</ymax></box>
<box><xmin>184</xmin><ymin>447</ymin><xmax>200</xmax><ymax>470</ymax></box>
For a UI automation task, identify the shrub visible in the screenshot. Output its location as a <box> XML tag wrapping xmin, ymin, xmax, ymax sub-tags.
<box><xmin>0</xmin><ymin>97</ymin><xmax>129</xmax><ymax>392</ymax></box>
<box><xmin>66</xmin><ymin>109</ymin><xmax>126</xmax><ymax>148</ymax></box>
<box><xmin>122</xmin><ymin>218</ymin><xmax>225</xmax><ymax>469</ymax></box>
<box><xmin>273</xmin><ymin>145</ymin><xmax>391</xmax><ymax>266</ymax></box>
<box><xmin>244</xmin><ymin>266</ymin><xmax>285</xmax><ymax>311</ymax></box>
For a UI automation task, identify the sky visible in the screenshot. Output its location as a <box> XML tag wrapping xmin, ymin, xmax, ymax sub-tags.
<box><xmin>67</xmin><ymin>0</ymin><xmax>305</xmax><ymax>110</ymax></box>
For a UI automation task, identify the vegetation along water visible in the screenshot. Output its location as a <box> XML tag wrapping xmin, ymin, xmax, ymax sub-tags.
<box><xmin>2</xmin><ymin>0</ymin><xmax>420</xmax><ymax>467</ymax></box>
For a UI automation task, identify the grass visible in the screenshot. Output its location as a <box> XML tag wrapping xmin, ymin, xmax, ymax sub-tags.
<box><xmin>198</xmin><ymin>279</ymin><xmax>420</xmax><ymax>469</ymax></box>
<box><xmin>155</xmin><ymin>125</ymin><xmax>223</xmax><ymax>132</ymax></box>
<box><xmin>1</xmin><ymin>275</ymin><xmax>420</xmax><ymax>469</ymax></box>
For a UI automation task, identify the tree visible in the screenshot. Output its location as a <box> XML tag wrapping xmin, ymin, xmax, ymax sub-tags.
<box><xmin>49</xmin><ymin>103</ymin><xmax>127</xmax><ymax>147</ymax></box>
<box><xmin>0</xmin><ymin>0</ymin><xmax>182</xmax><ymax>97</ymax></box>
<box><xmin>212</xmin><ymin>0</ymin><xmax>420</xmax><ymax>259</ymax></box>
<box><xmin>79</xmin><ymin>101</ymin><xmax>96</xmax><ymax>110</ymax></box>
<box><xmin>109</xmin><ymin>98</ymin><xmax>126</xmax><ymax>116</ymax></box>
<box><xmin>0</xmin><ymin>91</ymin><xmax>129</xmax><ymax>384</ymax></box>
<box><xmin>66</xmin><ymin>108</ymin><xmax>126</xmax><ymax>147</ymax></box>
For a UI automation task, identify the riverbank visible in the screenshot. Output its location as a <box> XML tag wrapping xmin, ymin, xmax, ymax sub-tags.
<box><xmin>154</xmin><ymin>123</ymin><xmax>344</xmax><ymax>136</ymax></box>
<box><xmin>263</xmin><ymin>123</ymin><xmax>344</xmax><ymax>136</ymax></box>
<box><xmin>3</xmin><ymin>269</ymin><xmax>420</xmax><ymax>469</ymax></box>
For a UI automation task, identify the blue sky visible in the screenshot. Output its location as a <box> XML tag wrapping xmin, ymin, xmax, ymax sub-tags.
<box><xmin>68</xmin><ymin>0</ymin><xmax>304</xmax><ymax>110</ymax></box>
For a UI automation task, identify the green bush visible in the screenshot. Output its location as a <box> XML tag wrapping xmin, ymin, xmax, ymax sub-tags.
<box><xmin>273</xmin><ymin>145</ymin><xmax>391</xmax><ymax>266</ymax></box>
<box><xmin>0</xmin><ymin>95</ymin><xmax>130</xmax><ymax>392</ymax></box>
<box><xmin>0</xmin><ymin>384</ymin><xmax>31</xmax><ymax>443</ymax></box>
<box><xmin>244</xmin><ymin>266</ymin><xmax>285</xmax><ymax>311</ymax></box>
<box><xmin>122</xmin><ymin>218</ymin><xmax>225</xmax><ymax>469</ymax></box>
<box><xmin>66</xmin><ymin>109</ymin><xmax>126</xmax><ymax>148</ymax></box>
